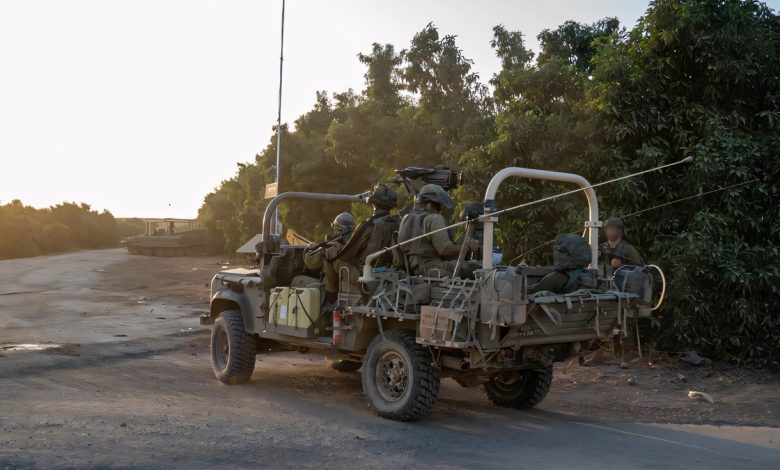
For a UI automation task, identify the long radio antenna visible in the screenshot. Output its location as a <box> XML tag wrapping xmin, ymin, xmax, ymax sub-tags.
<box><xmin>273</xmin><ymin>0</ymin><xmax>286</xmax><ymax>235</ymax></box>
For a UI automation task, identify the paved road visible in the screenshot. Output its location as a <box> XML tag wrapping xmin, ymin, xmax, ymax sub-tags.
<box><xmin>1</xmin><ymin>250</ymin><xmax>778</xmax><ymax>469</ymax></box>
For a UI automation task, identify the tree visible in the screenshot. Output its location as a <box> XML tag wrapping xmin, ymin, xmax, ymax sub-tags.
<box><xmin>201</xmin><ymin>25</ymin><xmax>494</xmax><ymax>249</ymax></box>
<box><xmin>537</xmin><ymin>18</ymin><xmax>620</xmax><ymax>74</ymax></box>
<box><xmin>0</xmin><ymin>200</ymin><xmax>121</xmax><ymax>259</ymax></box>
<box><xmin>592</xmin><ymin>0</ymin><xmax>779</xmax><ymax>363</ymax></box>
<box><xmin>460</xmin><ymin>22</ymin><xmax>613</xmax><ymax>264</ymax></box>
<box><xmin>402</xmin><ymin>23</ymin><xmax>494</xmax><ymax>166</ymax></box>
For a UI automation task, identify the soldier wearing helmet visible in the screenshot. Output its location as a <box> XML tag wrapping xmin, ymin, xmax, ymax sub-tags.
<box><xmin>304</xmin><ymin>212</ymin><xmax>355</xmax><ymax>304</ymax></box>
<box><xmin>333</xmin><ymin>184</ymin><xmax>400</xmax><ymax>272</ymax></box>
<box><xmin>397</xmin><ymin>184</ymin><xmax>479</xmax><ymax>278</ymax></box>
<box><xmin>600</xmin><ymin>217</ymin><xmax>643</xmax><ymax>275</ymax></box>
<box><xmin>330</xmin><ymin>212</ymin><xmax>355</xmax><ymax>236</ymax></box>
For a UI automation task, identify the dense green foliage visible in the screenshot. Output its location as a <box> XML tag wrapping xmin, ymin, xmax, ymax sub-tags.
<box><xmin>592</xmin><ymin>0</ymin><xmax>779</xmax><ymax>363</ymax></box>
<box><xmin>200</xmin><ymin>1</ymin><xmax>778</xmax><ymax>363</ymax></box>
<box><xmin>0</xmin><ymin>200</ymin><xmax>127</xmax><ymax>259</ymax></box>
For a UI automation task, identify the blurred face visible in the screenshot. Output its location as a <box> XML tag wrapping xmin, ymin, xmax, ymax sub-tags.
<box><xmin>605</xmin><ymin>225</ymin><xmax>622</xmax><ymax>243</ymax></box>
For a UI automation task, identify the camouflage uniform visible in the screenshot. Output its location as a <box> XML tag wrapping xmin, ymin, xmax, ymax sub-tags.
<box><xmin>326</xmin><ymin>185</ymin><xmax>400</xmax><ymax>293</ymax></box>
<box><xmin>334</xmin><ymin>185</ymin><xmax>400</xmax><ymax>268</ymax></box>
<box><xmin>600</xmin><ymin>217</ymin><xmax>643</xmax><ymax>277</ymax></box>
<box><xmin>303</xmin><ymin>212</ymin><xmax>355</xmax><ymax>296</ymax></box>
<box><xmin>399</xmin><ymin>184</ymin><xmax>480</xmax><ymax>278</ymax></box>
<box><xmin>407</xmin><ymin>210</ymin><xmax>446</xmax><ymax>274</ymax></box>
<box><xmin>304</xmin><ymin>237</ymin><xmax>350</xmax><ymax>292</ymax></box>
<box><xmin>600</xmin><ymin>239</ymin><xmax>643</xmax><ymax>267</ymax></box>
<box><xmin>527</xmin><ymin>271</ymin><xmax>568</xmax><ymax>295</ymax></box>
<box><xmin>324</xmin><ymin>243</ymin><xmax>351</xmax><ymax>294</ymax></box>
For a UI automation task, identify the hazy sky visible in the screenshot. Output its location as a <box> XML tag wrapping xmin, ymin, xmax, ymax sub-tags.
<box><xmin>2</xmin><ymin>0</ymin><xmax>773</xmax><ymax>218</ymax></box>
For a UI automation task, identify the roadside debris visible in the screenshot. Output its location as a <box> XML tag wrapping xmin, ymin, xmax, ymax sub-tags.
<box><xmin>680</xmin><ymin>351</ymin><xmax>712</xmax><ymax>367</ymax></box>
<box><xmin>688</xmin><ymin>390</ymin><xmax>715</xmax><ymax>404</ymax></box>
<box><xmin>0</xmin><ymin>343</ymin><xmax>61</xmax><ymax>354</ymax></box>
<box><xmin>677</xmin><ymin>373</ymin><xmax>687</xmax><ymax>382</ymax></box>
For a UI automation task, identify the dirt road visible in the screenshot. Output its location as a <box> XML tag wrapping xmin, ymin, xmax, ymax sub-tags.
<box><xmin>1</xmin><ymin>250</ymin><xmax>778</xmax><ymax>469</ymax></box>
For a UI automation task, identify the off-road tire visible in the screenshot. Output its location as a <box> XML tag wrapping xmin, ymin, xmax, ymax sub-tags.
<box><xmin>330</xmin><ymin>360</ymin><xmax>362</xmax><ymax>373</ymax></box>
<box><xmin>362</xmin><ymin>329</ymin><xmax>440</xmax><ymax>421</ymax></box>
<box><xmin>210</xmin><ymin>310</ymin><xmax>257</xmax><ymax>384</ymax></box>
<box><xmin>484</xmin><ymin>366</ymin><xmax>553</xmax><ymax>410</ymax></box>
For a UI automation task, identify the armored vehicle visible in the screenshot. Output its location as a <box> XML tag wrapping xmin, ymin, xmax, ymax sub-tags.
<box><xmin>201</xmin><ymin>166</ymin><xmax>661</xmax><ymax>421</ymax></box>
<box><xmin>124</xmin><ymin>218</ymin><xmax>206</xmax><ymax>256</ymax></box>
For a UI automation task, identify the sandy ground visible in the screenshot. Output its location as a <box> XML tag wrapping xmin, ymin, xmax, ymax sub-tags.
<box><xmin>0</xmin><ymin>249</ymin><xmax>778</xmax><ymax>469</ymax></box>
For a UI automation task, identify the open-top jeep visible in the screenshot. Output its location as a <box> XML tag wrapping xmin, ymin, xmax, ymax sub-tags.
<box><xmin>201</xmin><ymin>166</ymin><xmax>658</xmax><ymax>421</ymax></box>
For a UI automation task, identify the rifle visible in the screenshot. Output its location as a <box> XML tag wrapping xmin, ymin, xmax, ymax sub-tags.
<box><xmin>308</xmin><ymin>232</ymin><xmax>348</xmax><ymax>253</ymax></box>
<box><xmin>600</xmin><ymin>244</ymin><xmax>636</xmax><ymax>265</ymax></box>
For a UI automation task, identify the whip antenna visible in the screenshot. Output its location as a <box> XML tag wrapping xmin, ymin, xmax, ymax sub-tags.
<box><xmin>273</xmin><ymin>0</ymin><xmax>286</xmax><ymax>235</ymax></box>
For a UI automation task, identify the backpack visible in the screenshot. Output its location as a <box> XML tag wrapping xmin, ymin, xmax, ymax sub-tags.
<box><xmin>553</xmin><ymin>234</ymin><xmax>591</xmax><ymax>270</ymax></box>
<box><xmin>397</xmin><ymin>210</ymin><xmax>430</xmax><ymax>255</ymax></box>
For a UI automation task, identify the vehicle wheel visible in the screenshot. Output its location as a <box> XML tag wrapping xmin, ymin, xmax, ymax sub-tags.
<box><xmin>210</xmin><ymin>310</ymin><xmax>257</xmax><ymax>384</ymax></box>
<box><xmin>362</xmin><ymin>329</ymin><xmax>440</xmax><ymax>421</ymax></box>
<box><xmin>330</xmin><ymin>360</ymin><xmax>361</xmax><ymax>373</ymax></box>
<box><xmin>484</xmin><ymin>366</ymin><xmax>553</xmax><ymax>410</ymax></box>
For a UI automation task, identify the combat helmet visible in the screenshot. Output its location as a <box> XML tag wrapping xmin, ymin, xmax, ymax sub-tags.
<box><xmin>331</xmin><ymin>212</ymin><xmax>355</xmax><ymax>235</ymax></box>
<box><xmin>604</xmin><ymin>217</ymin><xmax>625</xmax><ymax>231</ymax></box>
<box><xmin>416</xmin><ymin>184</ymin><xmax>454</xmax><ymax>209</ymax></box>
<box><xmin>367</xmin><ymin>184</ymin><xmax>398</xmax><ymax>209</ymax></box>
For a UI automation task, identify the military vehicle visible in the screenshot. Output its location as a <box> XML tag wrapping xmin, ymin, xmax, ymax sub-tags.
<box><xmin>201</xmin><ymin>166</ymin><xmax>663</xmax><ymax>421</ymax></box>
<box><xmin>124</xmin><ymin>218</ymin><xmax>207</xmax><ymax>256</ymax></box>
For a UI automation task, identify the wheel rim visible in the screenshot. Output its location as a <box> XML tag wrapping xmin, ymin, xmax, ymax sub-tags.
<box><xmin>214</xmin><ymin>328</ymin><xmax>230</xmax><ymax>371</ymax></box>
<box><xmin>374</xmin><ymin>351</ymin><xmax>409</xmax><ymax>402</ymax></box>
<box><xmin>490</xmin><ymin>370</ymin><xmax>529</xmax><ymax>392</ymax></box>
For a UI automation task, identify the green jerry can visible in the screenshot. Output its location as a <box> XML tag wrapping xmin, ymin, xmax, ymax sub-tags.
<box><xmin>269</xmin><ymin>287</ymin><xmax>321</xmax><ymax>338</ymax></box>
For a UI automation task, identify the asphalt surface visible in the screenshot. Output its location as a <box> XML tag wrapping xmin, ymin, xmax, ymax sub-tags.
<box><xmin>0</xmin><ymin>249</ymin><xmax>778</xmax><ymax>469</ymax></box>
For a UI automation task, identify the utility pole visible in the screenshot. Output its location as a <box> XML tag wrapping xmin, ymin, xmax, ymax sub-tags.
<box><xmin>273</xmin><ymin>0</ymin><xmax>286</xmax><ymax>235</ymax></box>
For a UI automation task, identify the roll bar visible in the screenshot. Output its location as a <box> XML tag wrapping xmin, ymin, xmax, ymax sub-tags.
<box><xmin>361</xmin><ymin>167</ymin><xmax>600</xmax><ymax>281</ymax></box>
<box><xmin>481</xmin><ymin>168</ymin><xmax>599</xmax><ymax>269</ymax></box>
<box><xmin>261</xmin><ymin>191</ymin><xmax>369</xmax><ymax>240</ymax></box>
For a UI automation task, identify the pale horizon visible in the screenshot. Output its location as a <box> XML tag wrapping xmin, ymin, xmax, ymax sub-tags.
<box><xmin>4</xmin><ymin>0</ymin><xmax>770</xmax><ymax>218</ymax></box>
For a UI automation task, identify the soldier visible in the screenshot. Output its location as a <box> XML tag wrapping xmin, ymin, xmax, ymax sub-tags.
<box><xmin>600</xmin><ymin>217</ymin><xmax>643</xmax><ymax>276</ymax></box>
<box><xmin>303</xmin><ymin>212</ymin><xmax>355</xmax><ymax>306</ymax></box>
<box><xmin>332</xmin><ymin>184</ymin><xmax>400</xmax><ymax>278</ymax></box>
<box><xmin>398</xmin><ymin>184</ymin><xmax>479</xmax><ymax>278</ymax></box>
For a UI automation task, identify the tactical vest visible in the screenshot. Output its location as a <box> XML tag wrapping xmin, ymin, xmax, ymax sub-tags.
<box><xmin>333</xmin><ymin>213</ymin><xmax>400</xmax><ymax>266</ymax></box>
<box><xmin>362</xmin><ymin>214</ymin><xmax>400</xmax><ymax>265</ymax></box>
<box><xmin>398</xmin><ymin>210</ymin><xmax>440</xmax><ymax>258</ymax></box>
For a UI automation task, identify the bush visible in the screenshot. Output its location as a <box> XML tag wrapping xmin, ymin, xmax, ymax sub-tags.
<box><xmin>0</xmin><ymin>200</ymin><xmax>121</xmax><ymax>259</ymax></box>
